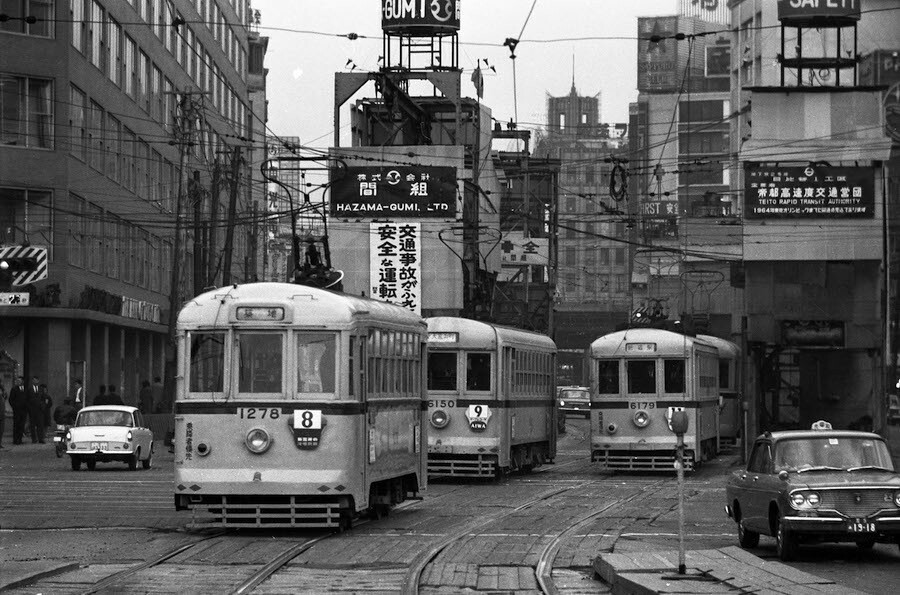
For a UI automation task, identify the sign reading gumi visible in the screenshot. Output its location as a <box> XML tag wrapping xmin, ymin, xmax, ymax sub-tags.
<box><xmin>777</xmin><ymin>0</ymin><xmax>861</xmax><ymax>24</ymax></box>
<box><xmin>330</xmin><ymin>166</ymin><xmax>457</xmax><ymax>217</ymax></box>
<box><xmin>382</xmin><ymin>0</ymin><xmax>460</xmax><ymax>34</ymax></box>
<box><xmin>744</xmin><ymin>165</ymin><xmax>874</xmax><ymax>218</ymax></box>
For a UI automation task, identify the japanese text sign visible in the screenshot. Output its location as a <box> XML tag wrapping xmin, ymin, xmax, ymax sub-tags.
<box><xmin>331</xmin><ymin>166</ymin><xmax>457</xmax><ymax>218</ymax></box>
<box><xmin>370</xmin><ymin>222</ymin><xmax>421</xmax><ymax>314</ymax></box>
<box><xmin>744</xmin><ymin>165</ymin><xmax>874</xmax><ymax>219</ymax></box>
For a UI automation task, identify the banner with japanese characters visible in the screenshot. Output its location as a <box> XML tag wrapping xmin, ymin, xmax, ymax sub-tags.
<box><xmin>744</xmin><ymin>165</ymin><xmax>874</xmax><ymax>219</ymax></box>
<box><xmin>331</xmin><ymin>166</ymin><xmax>457</xmax><ymax>217</ymax></box>
<box><xmin>370</xmin><ymin>223</ymin><xmax>421</xmax><ymax>314</ymax></box>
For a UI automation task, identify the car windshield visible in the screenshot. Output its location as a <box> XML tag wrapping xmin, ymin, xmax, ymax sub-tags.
<box><xmin>774</xmin><ymin>437</ymin><xmax>894</xmax><ymax>472</ymax></box>
<box><xmin>77</xmin><ymin>411</ymin><xmax>134</xmax><ymax>427</ymax></box>
<box><xmin>560</xmin><ymin>389</ymin><xmax>589</xmax><ymax>400</ymax></box>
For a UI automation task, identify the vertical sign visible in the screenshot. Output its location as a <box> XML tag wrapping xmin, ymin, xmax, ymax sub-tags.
<box><xmin>370</xmin><ymin>222</ymin><xmax>421</xmax><ymax>314</ymax></box>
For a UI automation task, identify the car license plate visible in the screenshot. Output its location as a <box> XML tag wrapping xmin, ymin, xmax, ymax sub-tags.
<box><xmin>848</xmin><ymin>519</ymin><xmax>875</xmax><ymax>532</ymax></box>
<box><xmin>91</xmin><ymin>442</ymin><xmax>108</xmax><ymax>450</ymax></box>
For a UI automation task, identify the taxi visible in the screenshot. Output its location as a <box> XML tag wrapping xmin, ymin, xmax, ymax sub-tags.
<box><xmin>67</xmin><ymin>405</ymin><xmax>154</xmax><ymax>471</ymax></box>
<box><xmin>725</xmin><ymin>420</ymin><xmax>900</xmax><ymax>560</ymax></box>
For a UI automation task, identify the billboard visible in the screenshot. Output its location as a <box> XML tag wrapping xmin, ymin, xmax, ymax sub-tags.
<box><xmin>744</xmin><ymin>165</ymin><xmax>875</xmax><ymax>218</ymax></box>
<box><xmin>370</xmin><ymin>222</ymin><xmax>421</xmax><ymax>314</ymax></box>
<box><xmin>331</xmin><ymin>166</ymin><xmax>457</xmax><ymax>218</ymax></box>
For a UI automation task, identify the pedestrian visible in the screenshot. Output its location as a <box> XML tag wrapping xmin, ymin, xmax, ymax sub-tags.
<box><xmin>93</xmin><ymin>384</ymin><xmax>108</xmax><ymax>406</ymax></box>
<box><xmin>138</xmin><ymin>380</ymin><xmax>153</xmax><ymax>414</ymax></box>
<box><xmin>0</xmin><ymin>381</ymin><xmax>7</xmax><ymax>449</ymax></box>
<box><xmin>9</xmin><ymin>376</ymin><xmax>27</xmax><ymax>445</ymax></box>
<box><xmin>73</xmin><ymin>378</ymin><xmax>85</xmax><ymax>410</ymax></box>
<box><xmin>26</xmin><ymin>375</ymin><xmax>46</xmax><ymax>443</ymax></box>
<box><xmin>151</xmin><ymin>376</ymin><xmax>164</xmax><ymax>413</ymax></box>
<box><xmin>39</xmin><ymin>384</ymin><xmax>53</xmax><ymax>432</ymax></box>
<box><xmin>107</xmin><ymin>384</ymin><xmax>124</xmax><ymax>406</ymax></box>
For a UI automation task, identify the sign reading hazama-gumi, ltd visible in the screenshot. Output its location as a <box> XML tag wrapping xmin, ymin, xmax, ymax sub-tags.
<box><xmin>744</xmin><ymin>165</ymin><xmax>874</xmax><ymax>219</ymax></box>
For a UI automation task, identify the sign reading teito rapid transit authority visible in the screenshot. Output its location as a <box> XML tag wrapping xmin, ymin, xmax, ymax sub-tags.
<box><xmin>330</xmin><ymin>166</ymin><xmax>457</xmax><ymax>217</ymax></box>
<box><xmin>744</xmin><ymin>165</ymin><xmax>874</xmax><ymax>219</ymax></box>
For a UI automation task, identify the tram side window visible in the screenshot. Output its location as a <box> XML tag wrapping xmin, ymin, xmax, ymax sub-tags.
<box><xmin>237</xmin><ymin>333</ymin><xmax>283</xmax><ymax>393</ymax></box>
<box><xmin>428</xmin><ymin>352</ymin><xmax>457</xmax><ymax>390</ymax></box>
<box><xmin>597</xmin><ymin>360</ymin><xmax>619</xmax><ymax>394</ymax></box>
<box><xmin>189</xmin><ymin>332</ymin><xmax>225</xmax><ymax>392</ymax></box>
<box><xmin>296</xmin><ymin>333</ymin><xmax>336</xmax><ymax>394</ymax></box>
<box><xmin>664</xmin><ymin>359</ymin><xmax>685</xmax><ymax>393</ymax></box>
<box><xmin>627</xmin><ymin>360</ymin><xmax>656</xmax><ymax>394</ymax></box>
<box><xmin>466</xmin><ymin>352</ymin><xmax>491</xmax><ymax>391</ymax></box>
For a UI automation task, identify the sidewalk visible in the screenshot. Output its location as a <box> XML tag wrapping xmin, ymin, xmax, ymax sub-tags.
<box><xmin>594</xmin><ymin>546</ymin><xmax>866</xmax><ymax>595</ymax></box>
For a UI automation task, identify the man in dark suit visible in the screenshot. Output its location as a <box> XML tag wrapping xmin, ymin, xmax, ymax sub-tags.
<box><xmin>9</xmin><ymin>376</ymin><xmax>28</xmax><ymax>445</ymax></box>
<box><xmin>26</xmin><ymin>375</ymin><xmax>46</xmax><ymax>443</ymax></box>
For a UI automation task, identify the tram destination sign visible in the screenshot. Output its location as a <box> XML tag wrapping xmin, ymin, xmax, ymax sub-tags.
<box><xmin>331</xmin><ymin>166</ymin><xmax>457</xmax><ymax>218</ymax></box>
<box><xmin>744</xmin><ymin>165</ymin><xmax>874</xmax><ymax>219</ymax></box>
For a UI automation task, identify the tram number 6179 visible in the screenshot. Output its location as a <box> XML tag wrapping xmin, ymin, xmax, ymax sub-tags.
<box><xmin>238</xmin><ymin>407</ymin><xmax>281</xmax><ymax>419</ymax></box>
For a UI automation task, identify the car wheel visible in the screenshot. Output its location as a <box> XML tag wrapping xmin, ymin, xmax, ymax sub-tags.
<box><xmin>128</xmin><ymin>449</ymin><xmax>139</xmax><ymax>471</ymax></box>
<box><xmin>142</xmin><ymin>445</ymin><xmax>153</xmax><ymax>469</ymax></box>
<box><xmin>738</xmin><ymin>521</ymin><xmax>760</xmax><ymax>548</ymax></box>
<box><xmin>70</xmin><ymin>456</ymin><xmax>81</xmax><ymax>471</ymax></box>
<box><xmin>775</xmin><ymin>515</ymin><xmax>798</xmax><ymax>561</ymax></box>
<box><xmin>86</xmin><ymin>460</ymin><xmax>96</xmax><ymax>471</ymax></box>
<box><xmin>855</xmin><ymin>539</ymin><xmax>875</xmax><ymax>550</ymax></box>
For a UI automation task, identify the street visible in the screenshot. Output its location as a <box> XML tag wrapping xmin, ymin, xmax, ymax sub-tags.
<box><xmin>2</xmin><ymin>418</ymin><xmax>898</xmax><ymax>594</ymax></box>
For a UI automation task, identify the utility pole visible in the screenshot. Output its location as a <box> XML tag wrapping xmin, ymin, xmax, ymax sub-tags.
<box><xmin>222</xmin><ymin>145</ymin><xmax>242</xmax><ymax>286</ymax></box>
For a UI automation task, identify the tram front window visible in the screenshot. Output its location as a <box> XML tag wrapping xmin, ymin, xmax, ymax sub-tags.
<box><xmin>189</xmin><ymin>332</ymin><xmax>225</xmax><ymax>393</ymax></box>
<box><xmin>237</xmin><ymin>333</ymin><xmax>283</xmax><ymax>393</ymax></box>
<box><xmin>296</xmin><ymin>333</ymin><xmax>336</xmax><ymax>394</ymax></box>
<box><xmin>466</xmin><ymin>352</ymin><xmax>491</xmax><ymax>391</ymax></box>
<box><xmin>428</xmin><ymin>352</ymin><xmax>457</xmax><ymax>390</ymax></box>
<box><xmin>627</xmin><ymin>360</ymin><xmax>656</xmax><ymax>394</ymax></box>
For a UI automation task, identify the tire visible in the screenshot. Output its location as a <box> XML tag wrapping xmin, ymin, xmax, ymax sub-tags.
<box><xmin>142</xmin><ymin>445</ymin><xmax>153</xmax><ymax>469</ymax></box>
<box><xmin>128</xmin><ymin>449</ymin><xmax>139</xmax><ymax>471</ymax></box>
<box><xmin>775</xmin><ymin>515</ymin><xmax>798</xmax><ymax>561</ymax></box>
<box><xmin>86</xmin><ymin>460</ymin><xmax>96</xmax><ymax>471</ymax></box>
<box><xmin>738</xmin><ymin>521</ymin><xmax>760</xmax><ymax>548</ymax></box>
<box><xmin>70</xmin><ymin>456</ymin><xmax>81</xmax><ymax>471</ymax></box>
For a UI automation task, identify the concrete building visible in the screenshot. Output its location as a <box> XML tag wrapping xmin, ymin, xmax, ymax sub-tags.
<box><xmin>0</xmin><ymin>0</ymin><xmax>260</xmax><ymax>407</ymax></box>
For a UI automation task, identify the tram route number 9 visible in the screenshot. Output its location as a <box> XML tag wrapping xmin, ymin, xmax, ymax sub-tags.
<box><xmin>237</xmin><ymin>407</ymin><xmax>281</xmax><ymax>419</ymax></box>
<box><xmin>428</xmin><ymin>399</ymin><xmax>455</xmax><ymax>408</ymax></box>
<box><xmin>629</xmin><ymin>402</ymin><xmax>655</xmax><ymax>410</ymax></box>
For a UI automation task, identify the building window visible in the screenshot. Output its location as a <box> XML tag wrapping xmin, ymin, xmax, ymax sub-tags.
<box><xmin>2</xmin><ymin>0</ymin><xmax>52</xmax><ymax>36</ymax></box>
<box><xmin>1</xmin><ymin>75</ymin><xmax>52</xmax><ymax>148</ymax></box>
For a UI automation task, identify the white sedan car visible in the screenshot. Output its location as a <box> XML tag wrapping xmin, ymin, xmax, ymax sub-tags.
<box><xmin>67</xmin><ymin>405</ymin><xmax>154</xmax><ymax>471</ymax></box>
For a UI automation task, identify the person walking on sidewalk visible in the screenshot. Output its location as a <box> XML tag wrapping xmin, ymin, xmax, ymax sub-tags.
<box><xmin>26</xmin><ymin>375</ymin><xmax>46</xmax><ymax>443</ymax></box>
<box><xmin>9</xmin><ymin>376</ymin><xmax>28</xmax><ymax>445</ymax></box>
<box><xmin>0</xmin><ymin>382</ymin><xmax>7</xmax><ymax>449</ymax></box>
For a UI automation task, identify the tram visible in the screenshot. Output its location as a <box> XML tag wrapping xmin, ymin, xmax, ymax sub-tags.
<box><xmin>425</xmin><ymin>317</ymin><xmax>558</xmax><ymax>478</ymax></box>
<box><xmin>173</xmin><ymin>283</ymin><xmax>428</xmax><ymax>528</ymax></box>
<box><xmin>697</xmin><ymin>334</ymin><xmax>742</xmax><ymax>449</ymax></box>
<box><xmin>589</xmin><ymin>327</ymin><xmax>720</xmax><ymax>471</ymax></box>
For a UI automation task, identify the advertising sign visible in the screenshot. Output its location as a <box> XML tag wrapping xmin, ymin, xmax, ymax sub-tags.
<box><xmin>382</xmin><ymin>0</ymin><xmax>460</xmax><ymax>34</ymax></box>
<box><xmin>744</xmin><ymin>165</ymin><xmax>874</xmax><ymax>218</ymax></box>
<box><xmin>370</xmin><ymin>222</ymin><xmax>421</xmax><ymax>314</ymax></box>
<box><xmin>331</xmin><ymin>166</ymin><xmax>457</xmax><ymax>218</ymax></box>
<box><xmin>499</xmin><ymin>233</ymin><xmax>549</xmax><ymax>265</ymax></box>
<box><xmin>777</xmin><ymin>0</ymin><xmax>861</xmax><ymax>24</ymax></box>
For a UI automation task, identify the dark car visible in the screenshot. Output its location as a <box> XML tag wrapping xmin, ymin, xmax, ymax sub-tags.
<box><xmin>557</xmin><ymin>386</ymin><xmax>591</xmax><ymax>418</ymax></box>
<box><xmin>725</xmin><ymin>420</ymin><xmax>900</xmax><ymax>561</ymax></box>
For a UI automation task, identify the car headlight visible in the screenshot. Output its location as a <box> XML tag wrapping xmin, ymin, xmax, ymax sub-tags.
<box><xmin>126</xmin><ymin>431</ymin><xmax>133</xmax><ymax>441</ymax></box>
<box><xmin>790</xmin><ymin>491</ymin><xmax>820</xmax><ymax>509</ymax></box>
<box><xmin>245</xmin><ymin>428</ymin><xmax>272</xmax><ymax>454</ymax></box>
<box><xmin>430</xmin><ymin>410</ymin><xmax>450</xmax><ymax>429</ymax></box>
<box><xmin>633</xmin><ymin>410</ymin><xmax>651</xmax><ymax>428</ymax></box>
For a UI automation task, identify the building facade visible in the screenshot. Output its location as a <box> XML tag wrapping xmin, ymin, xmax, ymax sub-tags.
<box><xmin>0</xmin><ymin>0</ymin><xmax>260</xmax><ymax>408</ymax></box>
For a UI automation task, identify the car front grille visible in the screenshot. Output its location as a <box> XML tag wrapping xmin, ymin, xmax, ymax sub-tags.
<box><xmin>818</xmin><ymin>488</ymin><xmax>895</xmax><ymax>518</ymax></box>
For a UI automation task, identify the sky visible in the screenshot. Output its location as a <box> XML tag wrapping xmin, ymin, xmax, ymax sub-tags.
<box><xmin>252</xmin><ymin>0</ymin><xmax>677</xmax><ymax>148</ymax></box>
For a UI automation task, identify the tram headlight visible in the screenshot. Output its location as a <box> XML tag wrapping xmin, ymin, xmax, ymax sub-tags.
<box><xmin>431</xmin><ymin>409</ymin><xmax>450</xmax><ymax>429</ymax></box>
<box><xmin>245</xmin><ymin>428</ymin><xmax>272</xmax><ymax>454</ymax></box>
<box><xmin>632</xmin><ymin>410</ymin><xmax>651</xmax><ymax>428</ymax></box>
